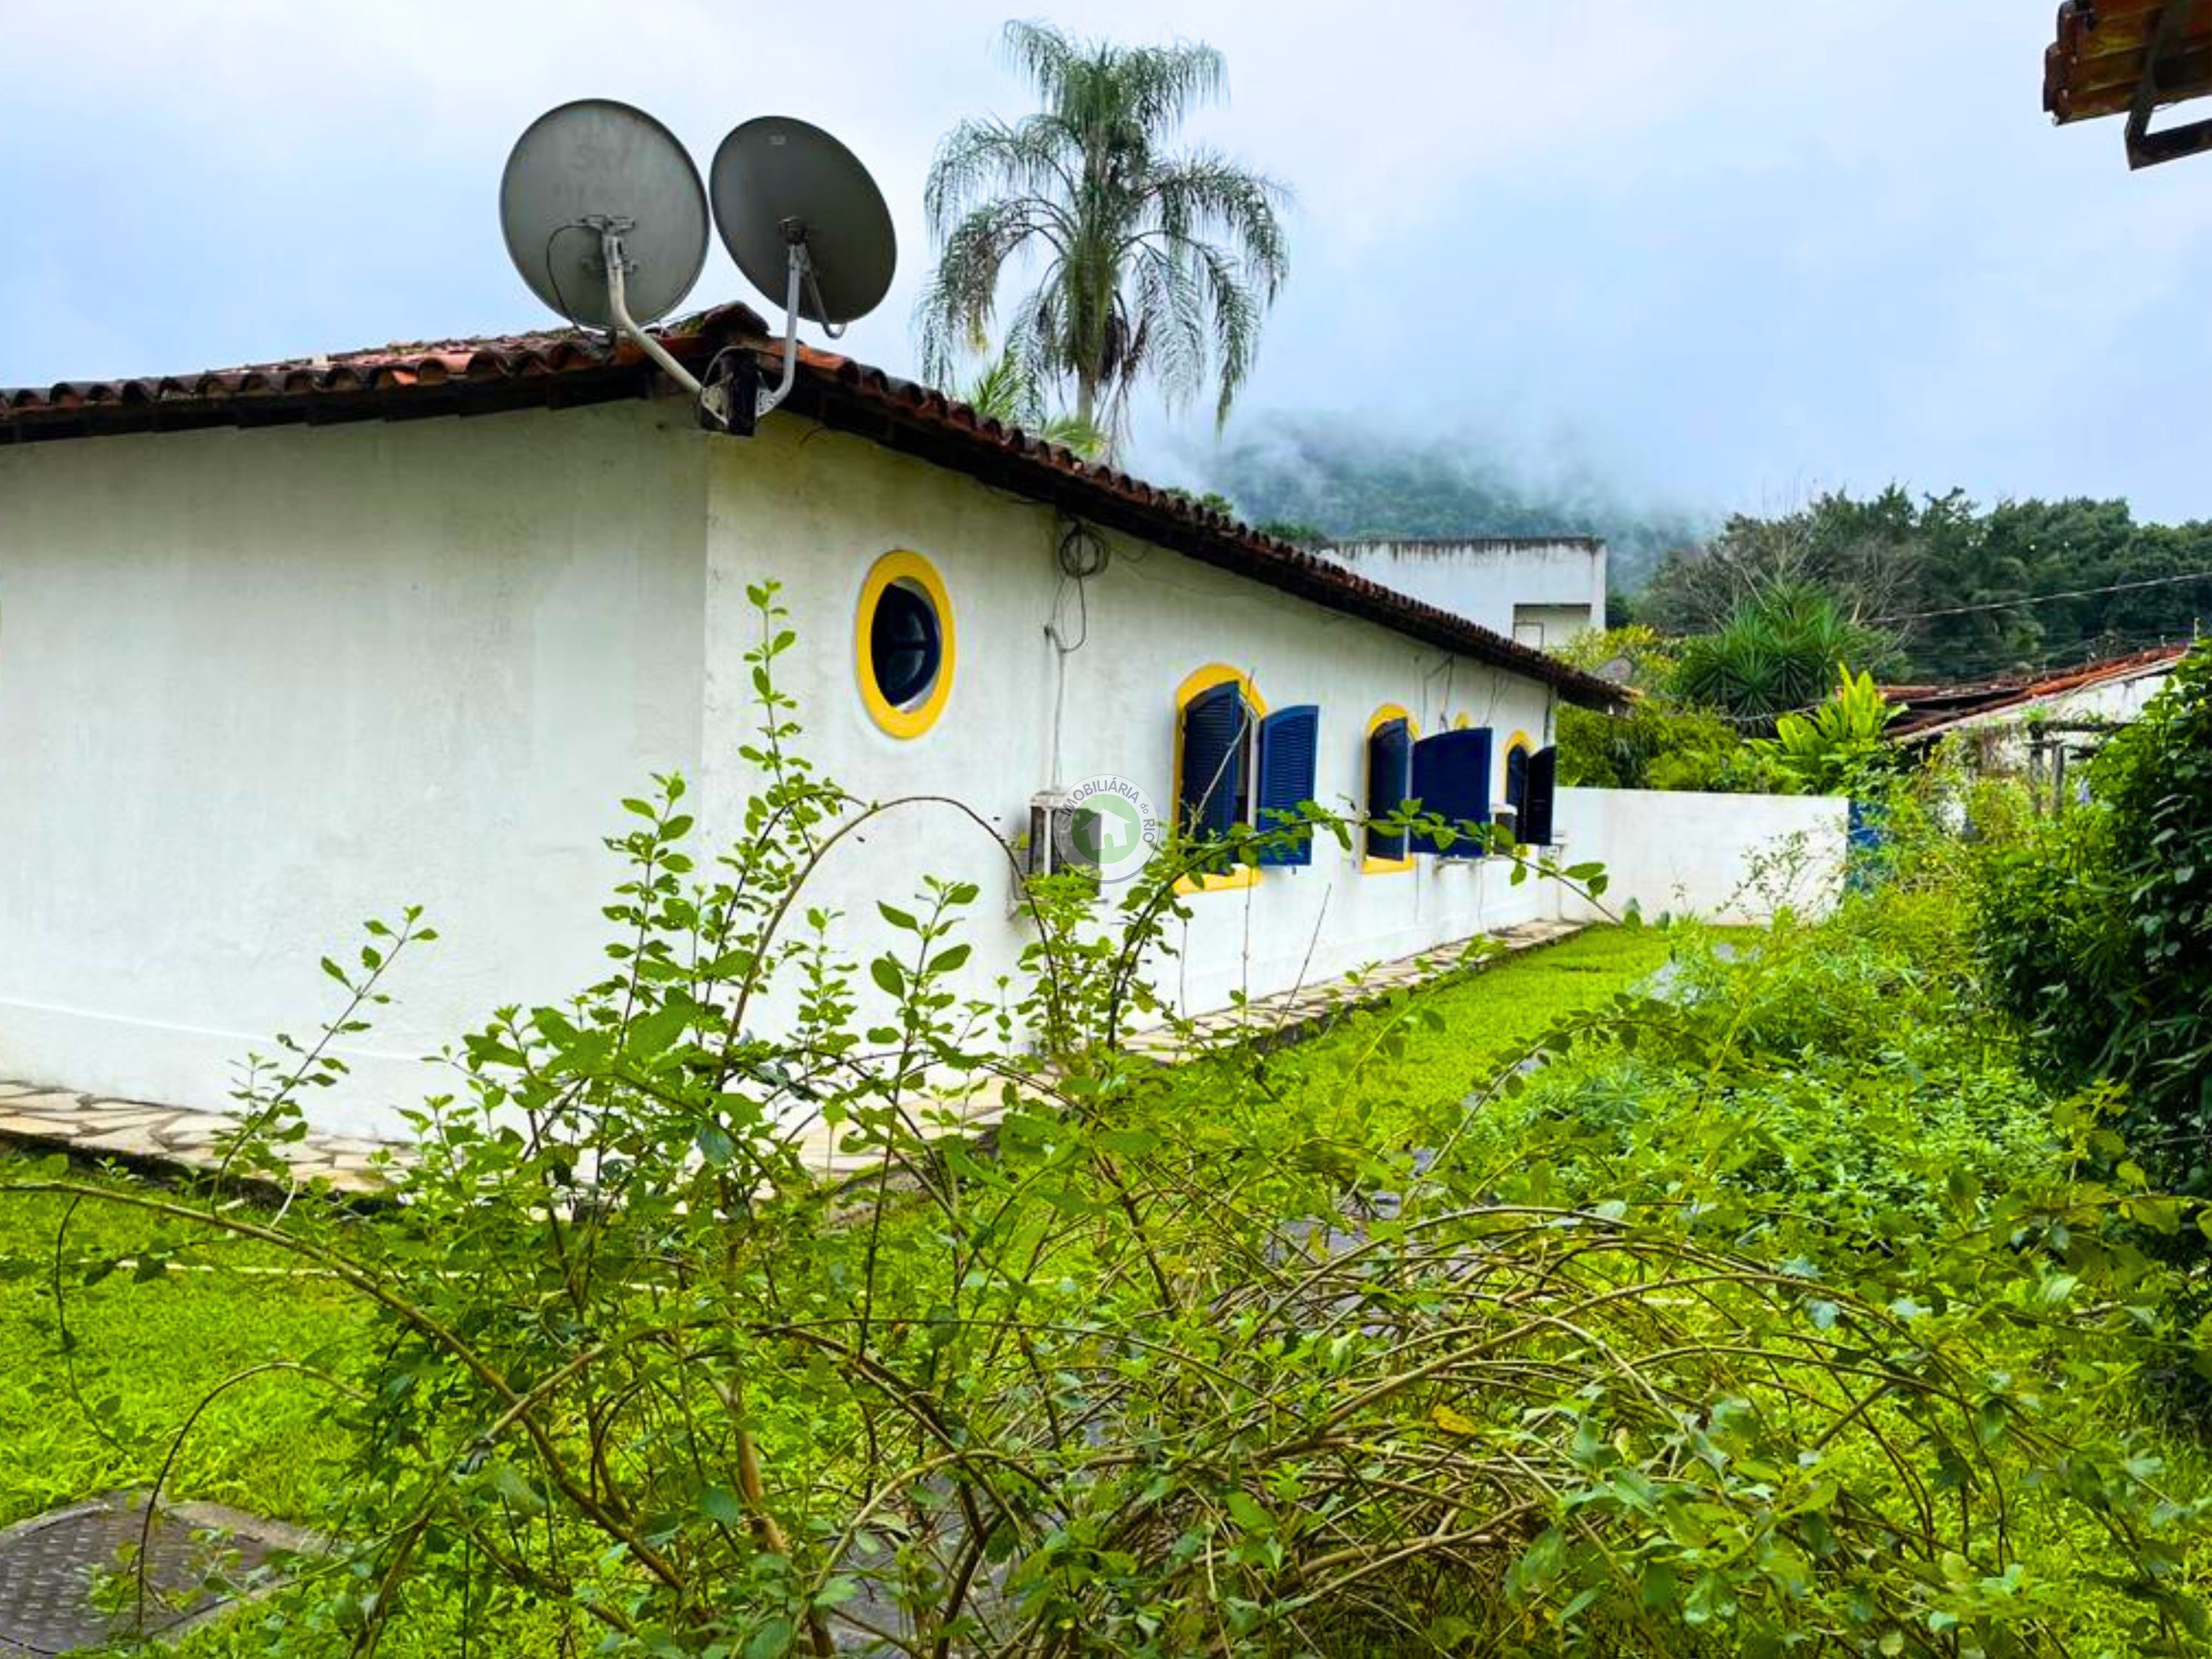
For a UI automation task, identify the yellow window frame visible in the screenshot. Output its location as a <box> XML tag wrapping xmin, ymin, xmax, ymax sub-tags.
<box><xmin>1361</xmin><ymin>702</ymin><xmax>1418</xmax><ymax>875</ymax></box>
<box><xmin>855</xmin><ymin>549</ymin><xmax>957</xmax><ymax>739</ymax></box>
<box><xmin>1172</xmin><ymin>663</ymin><xmax>1266</xmax><ymax>894</ymax></box>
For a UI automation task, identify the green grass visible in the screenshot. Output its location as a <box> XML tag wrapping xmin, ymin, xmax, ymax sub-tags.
<box><xmin>0</xmin><ymin>924</ymin><xmax>1720</xmax><ymax>1655</ymax></box>
<box><xmin>0</xmin><ymin>926</ymin><xmax>1681</xmax><ymax>1536</ymax></box>
<box><xmin>1253</xmin><ymin>920</ymin><xmax>1735</xmax><ymax>1147</ymax></box>
<box><xmin>0</xmin><ymin>1170</ymin><xmax>372</xmax><ymax>1530</ymax></box>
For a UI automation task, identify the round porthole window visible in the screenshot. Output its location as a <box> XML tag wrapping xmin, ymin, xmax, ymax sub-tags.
<box><xmin>855</xmin><ymin>550</ymin><xmax>956</xmax><ymax>738</ymax></box>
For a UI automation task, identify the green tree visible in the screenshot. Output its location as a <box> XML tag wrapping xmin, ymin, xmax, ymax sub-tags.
<box><xmin>1641</xmin><ymin>488</ymin><xmax>1923</xmax><ymax>637</ymax></box>
<box><xmin>1254</xmin><ymin>517</ymin><xmax>1328</xmax><ymax>549</ymax></box>
<box><xmin>1672</xmin><ymin>582</ymin><xmax>1900</xmax><ymax>726</ymax></box>
<box><xmin>1983</xmin><ymin>644</ymin><xmax>2212</xmax><ymax>1196</ymax></box>
<box><xmin>961</xmin><ymin>343</ymin><xmax>1108</xmax><ymax>458</ymax></box>
<box><xmin>919</xmin><ymin>20</ymin><xmax>1290</xmax><ymax>446</ymax></box>
<box><xmin>1641</xmin><ymin>487</ymin><xmax>2212</xmax><ymax>682</ymax></box>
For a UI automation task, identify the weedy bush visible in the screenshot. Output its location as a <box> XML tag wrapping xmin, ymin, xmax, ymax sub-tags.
<box><xmin>1980</xmin><ymin>644</ymin><xmax>2212</xmax><ymax>1199</ymax></box>
<box><xmin>1750</xmin><ymin>665</ymin><xmax>1905</xmax><ymax>798</ymax></box>
<box><xmin>6</xmin><ymin>593</ymin><xmax>2208</xmax><ymax>1657</ymax></box>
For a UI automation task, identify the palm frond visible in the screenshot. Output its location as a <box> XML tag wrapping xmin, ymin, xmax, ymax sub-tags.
<box><xmin>919</xmin><ymin>22</ymin><xmax>1289</xmax><ymax>431</ymax></box>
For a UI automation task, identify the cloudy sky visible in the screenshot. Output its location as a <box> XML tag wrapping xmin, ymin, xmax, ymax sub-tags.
<box><xmin>3</xmin><ymin>1</ymin><xmax>2205</xmax><ymax>523</ymax></box>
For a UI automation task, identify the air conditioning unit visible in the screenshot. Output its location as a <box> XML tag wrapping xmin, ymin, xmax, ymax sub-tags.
<box><xmin>1010</xmin><ymin>790</ymin><xmax>1111</xmax><ymax>916</ymax></box>
<box><xmin>1024</xmin><ymin>789</ymin><xmax>1102</xmax><ymax>878</ymax></box>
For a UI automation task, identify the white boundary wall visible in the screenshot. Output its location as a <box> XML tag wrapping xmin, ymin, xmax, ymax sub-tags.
<box><xmin>1552</xmin><ymin>788</ymin><xmax>1847</xmax><ymax>926</ymax></box>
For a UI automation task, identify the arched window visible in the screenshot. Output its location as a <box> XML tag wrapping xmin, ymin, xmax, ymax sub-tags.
<box><xmin>1175</xmin><ymin>665</ymin><xmax>1264</xmax><ymax>892</ymax></box>
<box><xmin>1363</xmin><ymin>704</ymin><xmax>1416</xmax><ymax>873</ymax></box>
<box><xmin>1504</xmin><ymin>731</ymin><xmax>1535</xmax><ymax>846</ymax></box>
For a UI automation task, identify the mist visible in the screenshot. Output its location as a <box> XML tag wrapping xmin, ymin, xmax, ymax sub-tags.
<box><xmin>1181</xmin><ymin>412</ymin><xmax>1714</xmax><ymax>588</ymax></box>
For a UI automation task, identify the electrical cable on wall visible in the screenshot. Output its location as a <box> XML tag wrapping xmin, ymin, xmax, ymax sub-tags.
<box><xmin>1045</xmin><ymin>518</ymin><xmax>1111</xmax><ymax>787</ymax></box>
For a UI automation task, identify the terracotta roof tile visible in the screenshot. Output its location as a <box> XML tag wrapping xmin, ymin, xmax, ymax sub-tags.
<box><xmin>0</xmin><ymin>304</ymin><xmax>1624</xmax><ymax>710</ymax></box>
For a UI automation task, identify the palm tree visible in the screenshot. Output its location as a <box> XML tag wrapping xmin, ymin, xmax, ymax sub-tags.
<box><xmin>1672</xmin><ymin>582</ymin><xmax>1902</xmax><ymax>727</ymax></box>
<box><xmin>961</xmin><ymin>343</ymin><xmax>1109</xmax><ymax>459</ymax></box>
<box><xmin>920</xmin><ymin>20</ymin><xmax>1290</xmax><ymax>448</ymax></box>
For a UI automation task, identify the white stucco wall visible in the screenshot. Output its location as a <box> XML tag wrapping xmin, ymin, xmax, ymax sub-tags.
<box><xmin>0</xmin><ymin>397</ymin><xmax>1568</xmax><ymax>1133</ymax></box>
<box><xmin>1933</xmin><ymin>666</ymin><xmax>2175</xmax><ymax>775</ymax></box>
<box><xmin>0</xmin><ymin>403</ymin><xmax>708</xmax><ymax>1131</ymax></box>
<box><xmin>1322</xmin><ymin>538</ymin><xmax>1606</xmax><ymax>641</ymax></box>
<box><xmin>1551</xmin><ymin>787</ymin><xmax>1846</xmax><ymax>926</ymax></box>
<box><xmin>1511</xmin><ymin>604</ymin><xmax>1596</xmax><ymax>651</ymax></box>
<box><xmin>698</xmin><ymin>420</ymin><xmax>1561</xmax><ymax>1036</ymax></box>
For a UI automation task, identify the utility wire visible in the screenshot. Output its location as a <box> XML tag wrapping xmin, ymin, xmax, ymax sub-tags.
<box><xmin>1870</xmin><ymin>568</ymin><xmax>2212</xmax><ymax>624</ymax></box>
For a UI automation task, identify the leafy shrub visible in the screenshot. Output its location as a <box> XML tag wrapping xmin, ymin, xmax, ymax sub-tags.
<box><xmin>1672</xmin><ymin>582</ymin><xmax>1900</xmax><ymax>726</ymax></box>
<box><xmin>1981</xmin><ymin>644</ymin><xmax>2212</xmax><ymax>1195</ymax></box>
<box><xmin>1751</xmin><ymin>665</ymin><xmax>1905</xmax><ymax>796</ymax></box>
<box><xmin>1554</xmin><ymin>625</ymin><xmax>1754</xmax><ymax>792</ymax></box>
<box><xmin>7</xmin><ymin>598</ymin><xmax>2209</xmax><ymax>1657</ymax></box>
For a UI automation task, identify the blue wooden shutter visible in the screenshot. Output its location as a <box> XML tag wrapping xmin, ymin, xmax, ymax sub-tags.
<box><xmin>1366</xmin><ymin>718</ymin><xmax>1412</xmax><ymax>860</ymax></box>
<box><xmin>1410</xmin><ymin>727</ymin><xmax>1493</xmax><ymax>857</ymax></box>
<box><xmin>1506</xmin><ymin>745</ymin><xmax>1531</xmax><ymax>826</ymax></box>
<box><xmin>1180</xmin><ymin>681</ymin><xmax>1248</xmax><ymax>840</ymax></box>
<box><xmin>1255</xmin><ymin>704</ymin><xmax>1319</xmax><ymax>867</ymax></box>
<box><xmin>1521</xmin><ymin>746</ymin><xmax>1558</xmax><ymax>845</ymax></box>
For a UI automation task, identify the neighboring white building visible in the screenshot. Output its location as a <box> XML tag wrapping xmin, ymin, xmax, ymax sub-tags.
<box><xmin>1887</xmin><ymin>643</ymin><xmax>2189</xmax><ymax>804</ymax></box>
<box><xmin>0</xmin><ymin>304</ymin><xmax>1622</xmax><ymax>1134</ymax></box>
<box><xmin>1318</xmin><ymin>537</ymin><xmax>1608</xmax><ymax>651</ymax></box>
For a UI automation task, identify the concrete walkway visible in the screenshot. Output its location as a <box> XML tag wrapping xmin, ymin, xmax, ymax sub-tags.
<box><xmin>0</xmin><ymin>919</ymin><xmax>1583</xmax><ymax>1197</ymax></box>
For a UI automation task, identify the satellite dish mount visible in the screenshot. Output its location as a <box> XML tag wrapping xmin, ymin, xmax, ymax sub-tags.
<box><xmin>578</xmin><ymin>214</ymin><xmax>719</xmax><ymax>413</ymax></box>
<box><xmin>500</xmin><ymin>102</ymin><xmax>895</xmax><ymax>436</ymax></box>
<box><xmin>711</xmin><ymin>116</ymin><xmax>898</xmax><ymax>421</ymax></box>
<box><xmin>747</xmin><ymin>216</ymin><xmax>833</xmax><ymax>422</ymax></box>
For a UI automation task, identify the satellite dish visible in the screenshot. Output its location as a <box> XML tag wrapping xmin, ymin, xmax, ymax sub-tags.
<box><xmin>709</xmin><ymin>117</ymin><xmax>898</xmax><ymax>332</ymax></box>
<box><xmin>499</xmin><ymin>99</ymin><xmax>708</xmax><ymax>331</ymax></box>
<box><xmin>1597</xmin><ymin>655</ymin><xmax>1636</xmax><ymax>684</ymax></box>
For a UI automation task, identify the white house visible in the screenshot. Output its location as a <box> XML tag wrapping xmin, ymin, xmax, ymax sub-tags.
<box><xmin>1318</xmin><ymin>537</ymin><xmax>1608</xmax><ymax>651</ymax></box>
<box><xmin>0</xmin><ymin>304</ymin><xmax>1624</xmax><ymax>1135</ymax></box>
<box><xmin>1886</xmin><ymin>643</ymin><xmax>2191</xmax><ymax>810</ymax></box>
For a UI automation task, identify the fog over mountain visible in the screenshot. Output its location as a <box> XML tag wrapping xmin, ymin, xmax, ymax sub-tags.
<box><xmin>1186</xmin><ymin>413</ymin><xmax>1712</xmax><ymax>588</ymax></box>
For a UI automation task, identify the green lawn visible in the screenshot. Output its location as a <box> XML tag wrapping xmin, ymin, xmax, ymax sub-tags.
<box><xmin>0</xmin><ymin>922</ymin><xmax>1700</xmax><ymax>1651</ymax></box>
<box><xmin>1251</xmin><ymin>920</ymin><xmax>1732</xmax><ymax>1148</ymax></box>
<box><xmin>0</xmin><ymin>1178</ymin><xmax>372</xmax><ymax>1532</ymax></box>
<box><xmin>0</xmin><ymin>925</ymin><xmax>1682</xmax><ymax>1532</ymax></box>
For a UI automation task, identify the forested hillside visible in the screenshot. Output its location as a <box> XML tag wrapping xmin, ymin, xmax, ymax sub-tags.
<box><xmin>1201</xmin><ymin>420</ymin><xmax>2210</xmax><ymax>682</ymax></box>
<box><xmin>1637</xmin><ymin>488</ymin><xmax>2212</xmax><ymax>681</ymax></box>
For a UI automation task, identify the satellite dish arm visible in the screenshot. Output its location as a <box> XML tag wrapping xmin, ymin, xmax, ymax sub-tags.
<box><xmin>599</xmin><ymin>225</ymin><xmax>704</xmax><ymax>398</ymax></box>
<box><xmin>592</xmin><ymin>221</ymin><xmax>805</xmax><ymax>427</ymax></box>
<box><xmin>754</xmin><ymin>238</ymin><xmax>806</xmax><ymax>420</ymax></box>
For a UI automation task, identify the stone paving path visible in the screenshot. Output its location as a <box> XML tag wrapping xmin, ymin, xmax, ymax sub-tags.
<box><xmin>0</xmin><ymin>920</ymin><xmax>1583</xmax><ymax>1197</ymax></box>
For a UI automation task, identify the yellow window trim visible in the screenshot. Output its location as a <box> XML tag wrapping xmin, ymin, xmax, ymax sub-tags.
<box><xmin>1172</xmin><ymin>663</ymin><xmax>1266</xmax><ymax>894</ymax></box>
<box><xmin>855</xmin><ymin>549</ymin><xmax>956</xmax><ymax>739</ymax></box>
<box><xmin>1501</xmin><ymin>729</ymin><xmax>1536</xmax><ymax>853</ymax></box>
<box><xmin>1361</xmin><ymin>702</ymin><xmax>1418</xmax><ymax>875</ymax></box>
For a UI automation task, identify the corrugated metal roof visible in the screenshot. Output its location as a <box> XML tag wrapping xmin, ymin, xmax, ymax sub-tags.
<box><xmin>1884</xmin><ymin>641</ymin><xmax>2188</xmax><ymax>742</ymax></box>
<box><xmin>0</xmin><ymin>305</ymin><xmax>1626</xmax><ymax>711</ymax></box>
